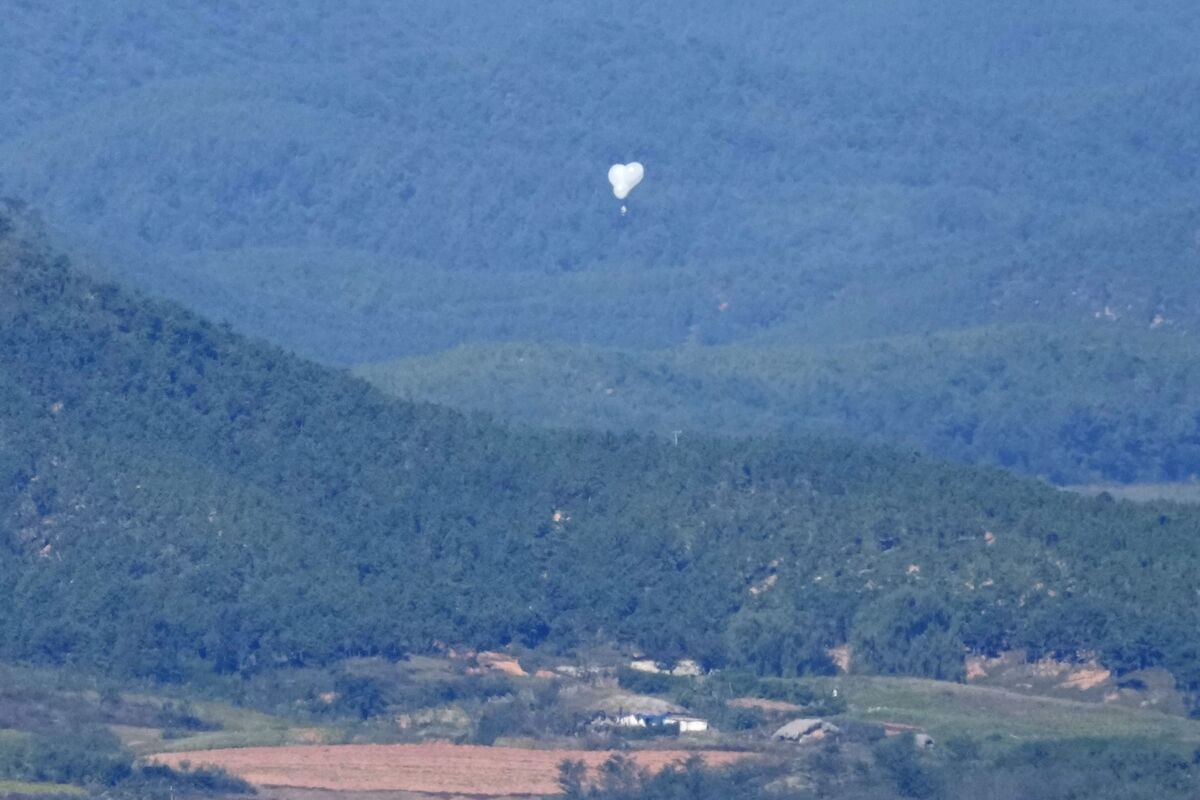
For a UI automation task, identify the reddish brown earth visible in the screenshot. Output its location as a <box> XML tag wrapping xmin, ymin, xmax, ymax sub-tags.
<box><xmin>150</xmin><ymin>743</ymin><xmax>748</xmax><ymax>795</ymax></box>
<box><xmin>727</xmin><ymin>697</ymin><xmax>805</xmax><ymax>713</ymax></box>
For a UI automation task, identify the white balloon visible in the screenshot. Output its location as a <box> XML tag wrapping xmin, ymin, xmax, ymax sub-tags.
<box><xmin>608</xmin><ymin>162</ymin><xmax>644</xmax><ymax>200</ymax></box>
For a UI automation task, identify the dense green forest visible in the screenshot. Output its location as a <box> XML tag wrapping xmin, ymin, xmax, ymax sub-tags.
<box><xmin>357</xmin><ymin>328</ymin><xmax>1200</xmax><ymax>484</ymax></box>
<box><xmin>2</xmin><ymin>1</ymin><xmax>1198</xmax><ymax>364</ymax></box>
<box><xmin>3</xmin><ymin>207</ymin><xmax>1200</xmax><ymax>701</ymax></box>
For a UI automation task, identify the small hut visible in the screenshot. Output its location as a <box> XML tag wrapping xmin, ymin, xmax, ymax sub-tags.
<box><xmin>773</xmin><ymin>718</ymin><xmax>839</xmax><ymax>743</ymax></box>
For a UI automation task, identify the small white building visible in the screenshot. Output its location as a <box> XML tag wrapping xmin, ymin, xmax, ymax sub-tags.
<box><xmin>667</xmin><ymin>715</ymin><xmax>709</xmax><ymax>733</ymax></box>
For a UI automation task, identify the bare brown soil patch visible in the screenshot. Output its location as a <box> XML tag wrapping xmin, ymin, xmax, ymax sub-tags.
<box><xmin>727</xmin><ymin>697</ymin><xmax>804</xmax><ymax>713</ymax></box>
<box><xmin>474</xmin><ymin>652</ymin><xmax>528</xmax><ymax>678</ymax></box>
<box><xmin>1060</xmin><ymin>666</ymin><xmax>1111</xmax><ymax>691</ymax></box>
<box><xmin>826</xmin><ymin>645</ymin><xmax>851</xmax><ymax>673</ymax></box>
<box><xmin>150</xmin><ymin>743</ymin><xmax>748</xmax><ymax>796</ymax></box>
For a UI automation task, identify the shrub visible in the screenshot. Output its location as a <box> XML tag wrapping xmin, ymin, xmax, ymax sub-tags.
<box><xmin>616</xmin><ymin>667</ymin><xmax>685</xmax><ymax>695</ymax></box>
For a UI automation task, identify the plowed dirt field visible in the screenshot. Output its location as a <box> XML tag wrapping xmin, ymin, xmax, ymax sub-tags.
<box><xmin>150</xmin><ymin>743</ymin><xmax>748</xmax><ymax>795</ymax></box>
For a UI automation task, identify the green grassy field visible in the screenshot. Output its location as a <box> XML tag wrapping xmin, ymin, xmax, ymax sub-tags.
<box><xmin>820</xmin><ymin>676</ymin><xmax>1200</xmax><ymax>745</ymax></box>
<box><xmin>0</xmin><ymin>780</ymin><xmax>85</xmax><ymax>797</ymax></box>
<box><xmin>112</xmin><ymin>694</ymin><xmax>338</xmax><ymax>756</ymax></box>
<box><xmin>1065</xmin><ymin>482</ymin><xmax>1200</xmax><ymax>504</ymax></box>
<box><xmin>0</xmin><ymin>660</ymin><xmax>340</xmax><ymax>760</ymax></box>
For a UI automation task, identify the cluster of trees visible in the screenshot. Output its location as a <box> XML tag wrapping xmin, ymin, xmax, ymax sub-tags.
<box><xmin>1</xmin><ymin>1</ymin><xmax>1198</xmax><ymax>365</ymax></box>
<box><xmin>3</xmin><ymin>209</ymin><xmax>1200</xmax><ymax>698</ymax></box>
<box><xmin>0</xmin><ymin>660</ymin><xmax>248</xmax><ymax>797</ymax></box>
<box><xmin>558</xmin><ymin>756</ymin><xmax>792</xmax><ymax>800</ymax></box>
<box><xmin>0</xmin><ymin>727</ymin><xmax>130</xmax><ymax>788</ymax></box>
<box><xmin>358</xmin><ymin>327</ymin><xmax>1200</xmax><ymax>484</ymax></box>
<box><xmin>0</xmin><ymin>724</ymin><xmax>249</xmax><ymax>799</ymax></box>
<box><xmin>560</xmin><ymin>736</ymin><xmax>1200</xmax><ymax>800</ymax></box>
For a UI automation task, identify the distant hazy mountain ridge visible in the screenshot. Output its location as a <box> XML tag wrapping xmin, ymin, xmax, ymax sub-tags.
<box><xmin>356</xmin><ymin>328</ymin><xmax>1200</xmax><ymax>484</ymax></box>
<box><xmin>1</xmin><ymin>1</ymin><xmax>1198</xmax><ymax>362</ymax></box>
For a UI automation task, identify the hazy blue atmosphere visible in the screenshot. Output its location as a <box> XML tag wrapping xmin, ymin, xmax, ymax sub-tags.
<box><xmin>5</xmin><ymin>0</ymin><xmax>1199</xmax><ymax>486</ymax></box>
<box><xmin>3</xmin><ymin>0</ymin><xmax>1199</xmax><ymax>361</ymax></box>
<box><xmin>3</xmin><ymin>3</ymin><xmax>1200</xmax><ymax>798</ymax></box>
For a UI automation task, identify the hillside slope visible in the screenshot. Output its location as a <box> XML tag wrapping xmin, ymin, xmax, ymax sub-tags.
<box><xmin>2</xmin><ymin>206</ymin><xmax>1200</xmax><ymax>696</ymax></box>
<box><xmin>355</xmin><ymin>328</ymin><xmax>1200</xmax><ymax>484</ymax></box>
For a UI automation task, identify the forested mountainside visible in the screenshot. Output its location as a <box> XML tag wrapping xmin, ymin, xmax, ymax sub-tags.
<box><xmin>3</xmin><ymin>209</ymin><xmax>1200</xmax><ymax>697</ymax></box>
<box><xmin>356</xmin><ymin>328</ymin><xmax>1200</xmax><ymax>485</ymax></box>
<box><xmin>2</xmin><ymin>1</ymin><xmax>1199</xmax><ymax>362</ymax></box>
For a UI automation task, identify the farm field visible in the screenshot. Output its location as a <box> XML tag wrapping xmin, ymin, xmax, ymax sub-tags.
<box><xmin>1064</xmin><ymin>481</ymin><xmax>1200</xmax><ymax>504</ymax></box>
<box><xmin>0</xmin><ymin>781</ymin><xmax>85</xmax><ymax>797</ymax></box>
<box><xmin>149</xmin><ymin>743</ymin><xmax>750</xmax><ymax>796</ymax></box>
<box><xmin>824</xmin><ymin>676</ymin><xmax>1200</xmax><ymax>744</ymax></box>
